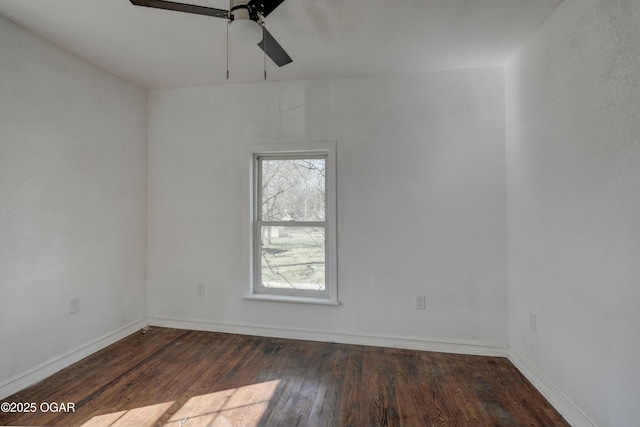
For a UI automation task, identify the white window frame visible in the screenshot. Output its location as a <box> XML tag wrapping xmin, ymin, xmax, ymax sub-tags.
<box><xmin>245</xmin><ymin>142</ymin><xmax>338</xmax><ymax>305</ymax></box>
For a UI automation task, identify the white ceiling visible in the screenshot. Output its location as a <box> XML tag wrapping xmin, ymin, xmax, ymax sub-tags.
<box><xmin>0</xmin><ymin>0</ymin><xmax>562</xmax><ymax>89</ymax></box>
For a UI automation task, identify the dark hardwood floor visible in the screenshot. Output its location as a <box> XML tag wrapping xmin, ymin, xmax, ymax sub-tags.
<box><xmin>0</xmin><ymin>327</ymin><xmax>569</xmax><ymax>426</ymax></box>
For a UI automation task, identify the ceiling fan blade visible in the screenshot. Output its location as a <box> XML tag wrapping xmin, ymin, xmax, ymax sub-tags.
<box><xmin>247</xmin><ymin>0</ymin><xmax>286</xmax><ymax>18</ymax></box>
<box><xmin>130</xmin><ymin>0</ymin><xmax>228</xmax><ymax>19</ymax></box>
<box><xmin>257</xmin><ymin>27</ymin><xmax>292</xmax><ymax>67</ymax></box>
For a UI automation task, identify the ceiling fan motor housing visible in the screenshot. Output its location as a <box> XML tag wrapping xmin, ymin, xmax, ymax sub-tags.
<box><xmin>229</xmin><ymin>0</ymin><xmax>260</xmax><ymax>23</ymax></box>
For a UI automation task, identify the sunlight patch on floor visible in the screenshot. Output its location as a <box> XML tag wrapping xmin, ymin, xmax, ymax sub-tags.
<box><xmin>166</xmin><ymin>380</ymin><xmax>281</xmax><ymax>427</ymax></box>
<box><xmin>82</xmin><ymin>401</ymin><xmax>175</xmax><ymax>427</ymax></box>
<box><xmin>81</xmin><ymin>380</ymin><xmax>282</xmax><ymax>427</ymax></box>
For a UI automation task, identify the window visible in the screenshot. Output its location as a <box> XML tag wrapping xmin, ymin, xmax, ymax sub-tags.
<box><xmin>247</xmin><ymin>143</ymin><xmax>337</xmax><ymax>304</ymax></box>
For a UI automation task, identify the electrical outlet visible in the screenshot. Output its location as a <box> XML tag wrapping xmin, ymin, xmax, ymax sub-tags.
<box><xmin>416</xmin><ymin>295</ymin><xmax>426</xmax><ymax>310</ymax></box>
<box><xmin>197</xmin><ymin>284</ymin><xmax>205</xmax><ymax>297</ymax></box>
<box><xmin>69</xmin><ymin>297</ymin><xmax>80</xmax><ymax>314</ymax></box>
<box><xmin>529</xmin><ymin>312</ymin><xmax>537</xmax><ymax>332</ymax></box>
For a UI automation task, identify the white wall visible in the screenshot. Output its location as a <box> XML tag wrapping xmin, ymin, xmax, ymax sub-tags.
<box><xmin>506</xmin><ymin>0</ymin><xmax>640</xmax><ymax>425</ymax></box>
<box><xmin>147</xmin><ymin>69</ymin><xmax>508</xmax><ymax>347</ymax></box>
<box><xmin>0</xmin><ymin>16</ymin><xmax>148</xmax><ymax>385</ymax></box>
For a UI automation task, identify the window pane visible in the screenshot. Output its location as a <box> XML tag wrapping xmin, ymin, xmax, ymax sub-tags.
<box><xmin>261</xmin><ymin>158</ymin><xmax>325</xmax><ymax>222</ymax></box>
<box><xmin>260</xmin><ymin>226</ymin><xmax>325</xmax><ymax>291</ymax></box>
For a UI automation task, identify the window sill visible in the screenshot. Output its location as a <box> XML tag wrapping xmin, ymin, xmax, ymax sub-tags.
<box><xmin>244</xmin><ymin>294</ymin><xmax>340</xmax><ymax>306</ymax></box>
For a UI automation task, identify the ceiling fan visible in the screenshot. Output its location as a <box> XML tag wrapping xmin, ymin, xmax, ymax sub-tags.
<box><xmin>130</xmin><ymin>0</ymin><xmax>292</xmax><ymax>71</ymax></box>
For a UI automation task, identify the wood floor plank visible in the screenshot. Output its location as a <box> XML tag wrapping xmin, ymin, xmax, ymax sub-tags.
<box><xmin>0</xmin><ymin>327</ymin><xmax>570</xmax><ymax>427</ymax></box>
<box><xmin>306</xmin><ymin>342</ymin><xmax>349</xmax><ymax>427</ymax></box>
<box><xmin>373</xmin><ymin>347</ymin><xmax>401</xmax><ymax>427</ymax></box>
<box><xmin>269</xmin><ymin>341</ymin><xmax>324</xmax><ymax>427</ymax></box>
<box><xmin>392</xmin><ymin>349</ymin><xmax>433</xmax><ymax>427</ymax></box>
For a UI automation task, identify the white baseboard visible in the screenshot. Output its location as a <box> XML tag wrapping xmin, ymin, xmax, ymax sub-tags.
<box><xmin>0</xmin><ymin>317</ymin><xmax>148</xmax><ymax>400</ymax></box>
<box><xmin>147</xmin><ymin>315</ymin><xmax>510</xmax><ymax>357</ymax></box>
<box><xmin>508</xmin><ymin>348</ymin><xmax>596</xmax><ymax>427</ymax></box>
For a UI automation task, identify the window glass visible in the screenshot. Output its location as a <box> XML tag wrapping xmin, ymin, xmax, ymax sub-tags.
<box><xmin>260</xmin><ymin>226</ymin><xmax>325</xmax><ymax>290</ymax></box>
<box><xmin>260</xmin><ymin>158</ymin><xmax>325</xmax><ymax>222</ymax></box>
